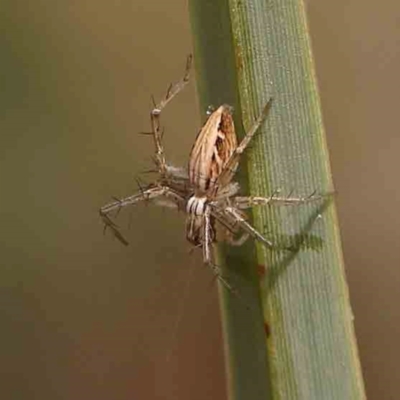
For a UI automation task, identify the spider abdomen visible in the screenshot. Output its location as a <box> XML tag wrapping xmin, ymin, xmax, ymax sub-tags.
<box><xmin>186</xmin><ymin>201</ymin><xmax>216</xmax><ymax>247</ymax></box>
<box><xmin>186</xmin><ymin>195</ymin><xmax>207</xmax><ymax>216</ymax></box>
<box><xmin>188</xmin><ymin>105</ymin><xmax>238</xmax><ymax>195</ymax></box>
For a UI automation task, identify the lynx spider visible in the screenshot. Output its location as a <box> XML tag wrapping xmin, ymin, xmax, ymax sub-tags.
<box><xmin>100</xmin><ymin>56</ymin><xmax>324</xmax><ymax>290</ymax></box>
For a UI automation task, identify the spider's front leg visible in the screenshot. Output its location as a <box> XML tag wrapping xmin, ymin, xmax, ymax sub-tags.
<box><xmin>100</xmin><ymin>186</ymin><xmax>185</xmax><ymax>245</ymax></box>
<box><xmin>216</xmin><ymin>99</ymin><xmax>273</xmax><ymax>187</ymax></box>
<box><xmin>148</xmin><ymin>55</ymin><xmax>192</xmax><ymax>174</ymax></box>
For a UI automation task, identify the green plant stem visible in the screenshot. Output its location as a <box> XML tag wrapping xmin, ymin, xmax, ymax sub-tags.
<box><xmin>189</xmin><ymin>0</ymin><xmax>366</xmax><ymax>399</ymax></box>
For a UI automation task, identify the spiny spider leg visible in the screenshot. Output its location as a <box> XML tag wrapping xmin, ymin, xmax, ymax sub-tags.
<box><xmin>233</xmin><ymin>192</ymin><xmax>329</xmax><ymax>210</ymax></box>
<box><xmin>100</xmin><ymin>213</ymin><xmax>129</xmax><ymax>246</ymax></box>
<box><xmin>100</xmin><ymin>186</ymin><xmax>184</xmax><ymax>215</ymax></box>
<box><xmin>216</xmin><ymin>99</ymin><xmax>273</xmax><ymax>187</ymax></box>
<box><xmin>224</xmin><ymin>206</ymin><xmax>274</xmax><ymax>248</ymax></box>
<box><xmin>226</xmin><ymin>232</ymin><xmax>250</xmax><ymax>247</ymax></box>
<box><xmin>150</xmin><ymin>55</ymin><xmax>192</xmax><ymax>173</ymax></box>
<box><xmin>202</xmin><ymin>207</ymin><xmax>235</xmax><ymax>293</ymax></box>
<box><xmin>100</xmin><ymin>186</ymin><xmax>185</xmax><ymax>244</ymax></box>
<box><xmin>210</xmin><ymin>207</ymin><xmax>250</xmax><ymax>247</ymax></box>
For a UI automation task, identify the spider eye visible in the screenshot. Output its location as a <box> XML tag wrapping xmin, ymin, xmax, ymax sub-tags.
<box><xmin>206</xmin><ymin>105</ymin><xmax>215</xmax><ymax>115</ymax></box>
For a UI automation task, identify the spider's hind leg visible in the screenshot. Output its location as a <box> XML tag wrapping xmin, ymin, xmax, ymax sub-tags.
<box><xmin>201</xmin><ymin>206</ymin><xmax>237</xmax><ymax>294</ymax></box>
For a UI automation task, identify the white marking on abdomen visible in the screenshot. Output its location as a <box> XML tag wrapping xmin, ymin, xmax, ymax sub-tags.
<box><xmin>187</xmin><ymin>196</ymin><xmax>207</xmax><ymax>216</ymax></box>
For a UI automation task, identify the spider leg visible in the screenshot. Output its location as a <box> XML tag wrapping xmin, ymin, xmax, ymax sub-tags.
<box><xmin>150</xmin><ymin>55</ymin><xmax>192</xmax><ymax>173</ymax></box>
<box><xmin>233</xmin><ymin>192</ymin><xmax>330</xmax><ymax>210</ymax></box>
<box><xmin>216</xmin><ymin>99</ymin><xmax>273</xmax><ymax>186</ymax></box>
<box><xmin>226</xmin><ymin>232</ymin><xmax>250</xmax><ymax>246</ymax></box>
<box><xmin>210</xmin><ymin>206</ymin><xmax>250</xmax><ymax>246</ymax></box>
<box><xmin>224</xmin><ymin>206</ymin><xmax>274</xmax><ymax>248</ymax></box>
<box><xmin>234</xmin><ymin>99</ymin><xmax>273</xmax><ymax>157</ymax></box>
<box><xmin>202</xmin><ymin>207</ymin><xmax>213</xmax><ymax>263</ymax></box>
<box><xmin>100</xmin><ymin>186</ymin><xmax>185</xmax><ymax>245</ymax></box>
<box><xmin>202</xmin><ymin>206</ymin><xmax>236</xmax><ymax>293</ymax></box>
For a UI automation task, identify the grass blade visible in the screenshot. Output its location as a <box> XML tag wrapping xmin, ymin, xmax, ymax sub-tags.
<box><xmin>189</xmin><ymin>0</ymin><xmax>366</xmax><ymax>399</ymax></box>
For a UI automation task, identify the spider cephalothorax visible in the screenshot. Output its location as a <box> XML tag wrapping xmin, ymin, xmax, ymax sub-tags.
<box><xmin>100</xmin><ymin>56</ymin><xmax>323</xmax><ymax>288</ymax></box>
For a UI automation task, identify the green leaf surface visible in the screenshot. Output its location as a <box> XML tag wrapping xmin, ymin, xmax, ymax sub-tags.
<box><xmin>188</xmin><ymin>0</ymin><xmax>366</xmax><ymax>399</ymax></box>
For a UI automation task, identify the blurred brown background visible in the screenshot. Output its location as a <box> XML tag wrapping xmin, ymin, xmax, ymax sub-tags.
<box><xmin>1</xmin><ymin>1</ymin><xmax>398</xmax><ymax>399</ymax></box>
